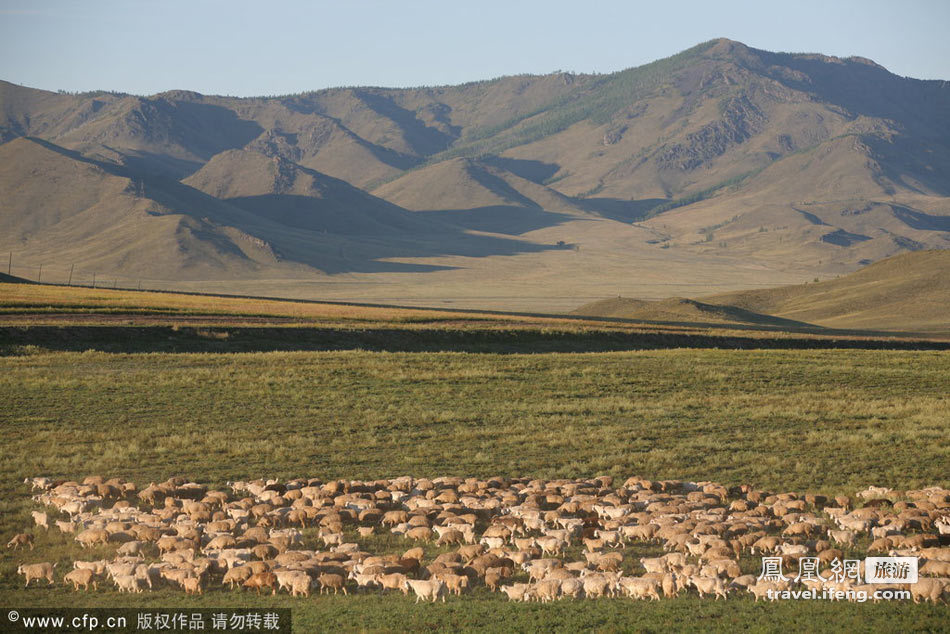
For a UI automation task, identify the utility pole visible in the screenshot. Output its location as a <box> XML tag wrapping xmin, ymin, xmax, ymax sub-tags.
<box><xmin>37</xmin><ymin>264</ymin><xmax>42</xmax><ymax>284</ymax></box>
<box><xmin>67</xmin><ymin>264</ymin><xmax>74</xmax><ymax>286</ymax></box>
<box><xmin>92</xmin><ymin>272</ymin><xmax>96</xmax><ymax>288</ymax></box>
<box><xmin>7</xmin><ymin>252</ymin><xmax>11</xmax><ymax>275</ymax></box>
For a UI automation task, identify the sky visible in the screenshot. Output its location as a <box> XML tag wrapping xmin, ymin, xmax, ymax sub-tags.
<box><xmin>1</xmin><ymin>0</ymin><xmax>948</xmax><ymax>97</ymax></box>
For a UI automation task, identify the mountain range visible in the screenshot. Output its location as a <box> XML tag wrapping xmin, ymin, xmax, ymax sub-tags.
<box><xmin>1</xmin><ymin>38</ymin><xmax>948</xmax><ymax>311</ymax></box>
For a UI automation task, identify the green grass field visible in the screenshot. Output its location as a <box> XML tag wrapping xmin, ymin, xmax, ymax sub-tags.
<box><xmin>1</xmin><ymin>343</ymin><xmax>948</xmax><ymax>631</ymax></box>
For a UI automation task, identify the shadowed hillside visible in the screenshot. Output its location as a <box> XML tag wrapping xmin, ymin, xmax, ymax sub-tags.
<box><xmin>0</xmin><ymin>137</ymin><xmax>569</xmax><ymax>278</ymax></box>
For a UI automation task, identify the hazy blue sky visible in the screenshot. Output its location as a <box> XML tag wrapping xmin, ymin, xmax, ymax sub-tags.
<box><xmin>2</xmin><ymin>0</ymin><xmax>948</xmax><ymax>96</ymax></box>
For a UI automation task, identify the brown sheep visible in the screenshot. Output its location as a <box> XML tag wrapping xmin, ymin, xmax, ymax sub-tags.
<box><xmin>436</xmin><ymin>529</ymin><xmax>464</xmax><ymax>547</ymax></box>
<box><xmin>382</xmin><ymin>510</ymin><xmax>408</xmax><ymax>526</ymax></box>
<box><xmin>6</xmin><ymin>533</ymin><xmax>34</xmax><ymax>550</ymax></box>
<box><xmin>406</xmin><ymin>526</ymin><xmax>433</xmax><ymax>542</ymax></box>
<box><xmin>64</xmin><ymin>568</ymin><xmax>98</xmax><ymax>591</ymax></box>
<box><xmin>243</xmin><ymin>572</ymin><xmax>278</xmax><ymax>595</ymax></box>
<box><xmin>484</xmin><ymin>569</ymin><xmax>502</xmax><ymax>591</ymax></box>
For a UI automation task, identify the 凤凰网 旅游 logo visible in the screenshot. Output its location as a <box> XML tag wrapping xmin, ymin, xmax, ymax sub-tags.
<box><xmin>865</xmin><ymin>557</ymin><xmax>918</xmax><ymax>584</ymax></box>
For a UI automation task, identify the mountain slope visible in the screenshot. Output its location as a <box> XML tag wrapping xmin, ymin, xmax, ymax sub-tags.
<box><xmin>1</xmin><ymin>39</ymin><xmax>948</xmax><ymax>310</ymax></box>
<box><xmin>705</xmin><ymin>250</ymin><xmax>950</xmax><ymax>332</ymax></box>
<box><xmin>571</xmin><ymin>296</ymin><xmax>817</xmax><ymax>329</ymax></box>
<box><xmin>0</xmin><ymin>137</ymin><xmax>567</xmax><ymax>281</ymax></box>
<box><xmin>0</xmin><ymin>137</ymin><xmax>282</xmax><ymax>278</ymax></box>
<box><xmin>574</xmin><ymin>250</ymin><xmax>950</xmax><ymax>333</ymax></box>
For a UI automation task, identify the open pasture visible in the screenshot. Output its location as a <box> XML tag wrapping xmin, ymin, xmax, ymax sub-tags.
<box><xmin>1</xmin><ymin>344</ymin><xmax>948</xmax><ymax>630</ymax></box>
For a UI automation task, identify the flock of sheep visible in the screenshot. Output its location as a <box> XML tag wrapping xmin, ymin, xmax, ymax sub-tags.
<box><xmin>8</xmin><ymin>475</ymin><xmax>950</xmax><ymax>604</ymax></box>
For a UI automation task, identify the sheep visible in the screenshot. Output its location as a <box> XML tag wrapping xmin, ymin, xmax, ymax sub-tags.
<box><xmin>182</xmin><ymin>576</ymin><xmax>203</xmax><ymax>595</ymax></box>
<box><xmin>484</xmin><ymin>569</ymin><xmax>503</xmax><ymax>592</ymax></box>
<box><xmin>594</xmin><ymin>530</ymin><xmax>621</xmax><ymax>547</ymax></box>
<box><xmin>7</xmin><ymin>533</ymin><xmax>34</xmax><ymax>550</ymax></box>
<box><xmin>382</xmin><ymin>510</ymin><xmax>408</xmax><ymax>526</ymax></box>
<box><xmin>919</xmin><ymin>548</ymin><xmax>950</xmax><ymax>563</ymax></box>
<box><xmin>243</xmin><ymin>572</ymin><xmax>278</xmax><ymax>595</ymax></box>
<box><xmin>560</xmin><ymin>577</ymin><xmax>583</xmax><ymax>599</ymax></box>
<box><xmin>274</xmin><ymin>569</ymin><xmax>307</xmax><ymax>594</ymax></box>
<box><xmin>583</xmin><ymin>538</ymin><xmax>605</xmax><ymax>552</ymax></box>
<box><xmin>25</xmin><ymin>476</ymin><xmax>54</xmax><ymax>491</ymax></box>
<box><xmin>691</xmin><ymin>576</ymin><xmax>728</xmax><ymax>600</ymax></box>
<box><xmin>349</xmin><ymin>572</ymin><xmax>381</xmax><ymax>590</ymax></box>
<box><xmin>18</xmin><ymin>562</ymin><xmax>55</xmax><ymax>586</ymax></box>
<box><xmin>534</xmin><ymin>536</ymin><xmax>565</xmax><ymax>556</ymax></box>
<box><xmin>206</xmin><ymin>535</ymin><xmax>237</xmax><ymax>550</ymax></box>
<box><xmin>500</xmin><ymin>583</ymin><xmax>531</xmax><ymax>601</ymax></box>
<box><xmin>533</xmin><ymin>579</ymin><xmax>561</xmax><ymax>603</ymax></box>
<box><xmin>622</xmin><ymin>524</ymin><xmax>658</xmax><ymax>542</ymax></box>
<box><xmin>921</xmin><ymin>560</ymin><xmax>950</xmax><ymax>576</ymax></box>
<box><xmin>436</xmin><ymin>529</ymin><xmax>465</xmax><ymax>547</ymax></box>
<box><xmin>114</xmin><ymin>574</ymin><xmax>144</xmax><ymax>593</ymax></box>
<box><xmin>406</xmin><ymin>579</ymin><xmax>445</xmax><ymax>603</ymax></box>
<box><xmin>76</xmin><ymin>528</ymin><xmax>109</xmax><ymax>548</ymax></box>
<box><xmin>751</xmin><ymin>536</ymin><xmax>780</xmax><ymax>554</ymax></box>
<box><xmin>911</xmin><ymin>578</ymin><xmax>947</xmax><ymax>604</ymax></box>
<box><xmin>74</xmin><ymin>560</ymin><xmax>109</xmax><ymax>576</ymax></box>
<box><xmin>31</xmin><ymin>511</ymin><xmax>49</xmax><ymax>530</ymax></box>
<box><xmin>640</xmin><ymin>556</ymin><xmax>668</xmax><ymax>574</ymax></box>
<box><xmin>581</xmin><ymin>574</ymin><xmax>610</xmax><ymax>599</ymax></box>
<box><xmin>620</xmin><ymin>576</ymin><xmax>660</xmax><ymax>600</ymax></box>
<box><xmin>289</xmin><ymin>573</ymin><xmax>313</xmax><ymax>598</ymax></box>
<box><xmin>828</xmin><ymin>529</ymin><xmax>856</xmax><ymax>546</ymax></box>
<box><xmin>586</xmin><ymin>551</ymin><xmax>623</xmax><ymax>572</ymax></box>
<box><xmin>439</xmin><ymin>573</ymin><xmax>469</xmax><ymax>596</ymax></box>
<box><xmin>857</xmin><ymin>486</ymin><xmax>892</xmax><ymax>501</ymax></box>
<box><xmin>524</xmin><ymin>559</ymin><xmax>562</xmax><ymax>582</ymax></box>
<box><xmin>117</xmin><ymin>541</ymin><xmax>145</xmax><ymax>556</ymax></box>
<box><xmin>64</xmin><ymin>568</ymin><xmax>98</xmax><ymax>591</ymax></box>
<box><xmin>662</xmin><ymin>573</ymin><xmax>678</xmax><ymax>598</ymax></box>
<box><xmin>405</xmin><ymin>526</ymin><xmax>433</xmax><ymax>542</ymax></box>
<box><xmin>319</xmin><ymin>532</ymin><xmax>344</xmax><ymax>547</ymax></box>
<box><xmin>378</xmin><ymin>573</ymin><xmax>409</xmax><ymax>595</ymax></box>
<box><xmin>318</xmin><ymin>573</ymin><xmax>347</xmax><ymax>595</ymax></box>
<box><xmin>748</xmin><ymin>581</ymin><xmax>781</xmax><ymax>602</ymax></box>
<box><xmin>223</xmin><ymin>565</ymin><xmax>254</xmax><ymax>589</ymax></box>
<box><xmin>11</xmin><ymin>474</ymin><xmax>949</xmax><ymax>606</ymax></box>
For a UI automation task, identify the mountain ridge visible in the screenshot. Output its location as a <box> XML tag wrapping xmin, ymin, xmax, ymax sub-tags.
<box><xmin>1</xmin><ymin>39</ymin><xmax>948</xmax><ymax>311</ymax></box>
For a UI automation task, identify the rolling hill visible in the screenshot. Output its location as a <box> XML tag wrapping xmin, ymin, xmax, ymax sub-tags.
<box><xmin>705</xmin><ymin>249</ymin><xmax>950</xmax><ymax>332</ymax></box>
<box><xmin>573</xmin><ymin>250</ymin><xmax>950</xmax><ymax>333</ymax></box>
<box><xmin>1</xmin><ymin>39</ymin><xmax>948</xmax><ymax>311</ymax></box>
